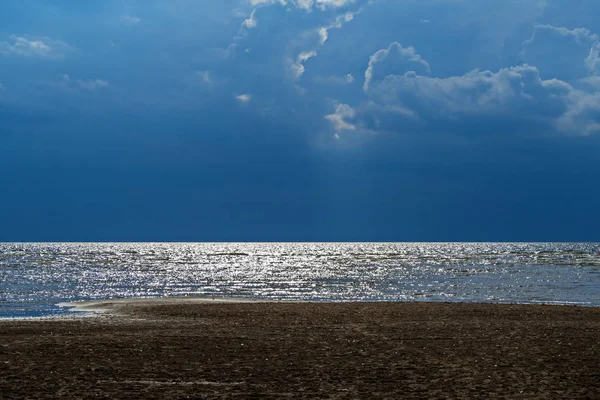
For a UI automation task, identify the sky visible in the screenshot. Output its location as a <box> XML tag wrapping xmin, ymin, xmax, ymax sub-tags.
<box><xmin>1</xmin><ymin>0</ymin><xmax>600</xmax><ymax>242</ymax></box>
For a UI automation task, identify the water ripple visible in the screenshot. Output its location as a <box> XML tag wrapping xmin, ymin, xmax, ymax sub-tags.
<box><xmin>1</xmin><ymin>243</ymin><xmax>599</xmax><ymax>317</ymax></box>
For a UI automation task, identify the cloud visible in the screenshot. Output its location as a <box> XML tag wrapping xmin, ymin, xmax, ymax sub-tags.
<box><xmin>234</xmin><ymin>1</ymin><xmax>366</xmax><ymax>82</ymax></box>
<box><xmin>446</xmin><ymin>0</ymin><xmax>547</xmax><ymax>54</ymax></box>
<box><xmin>249</xmin><ymin>0</ymin><xmax>357</xmax><ymax>11</ymax></box>
<box><xmin>364</xmin><ymin>42</ymin><xmax>431</xmax><ymax>91</ymax></box>
<box><xmin>197</xmin><ymin>70</ymin><xmax>213</xmax><ymax>85</ymax></box>
<box><xmin>242</xmin><ymin>9</ymin><xmax>258</xmax><ymax>28</ymax></box>
<box><xmin>193</xmin><ymin>70</ymin><xmax>229</xmax><ymax>88</ymax></box>
<box><xmin>346</xmin><ymin>40</ymin><xmax>600</xmax><ymax>136</ymax></box>
<box><xmin>5</xmin><ymin>0</ymin><xmax>600</xmax><ymax>141</ymax></box>
<box><xmin>325</xmin><ymin>102</ymin><xmax>357</xmax><ymax>137</ymax></box>
<box><xmin>76</xmin><ymin>78</ymin><xmax>110</xmax><ymax>90</ymax></box>
<box><xmin>556</xmin><ymin>89</ymin><xmax>600</xmax><ymax>135</ymax></box>
<box><xmin>286</xmin><ymin>11</ymin><xmax>359</xmax><ymax>79</ymax></box>
<box><xmin>122</xmin><ymin>16</ymin><xmax>142</xmax><ymax>25</ymax></box>
<box><xmin>0</xmin><ymin>35</ymin><xmax>72</xmax><ymax>59</ymax></box>
<box><xmin>235</xmin><ymin>93</ymin><xmax>252</xmax><ymax>103</ymax></box>
<box><xmin>289</xmin><ymin>50</ymin><xmax>318</xmax><ymax>79</ymax></box>
<box><xmin>45</xmin><ymin>74</ymin><xmax>109</xmax><ymax>91</ymax></box>
<box><xmin>367</xmin><ymin>64</ymin><xmax>569</xmax><ymax>118</ymax></box>
<box><xmin>522</xmin><ymin>25</ymin><xmax>599</xmax><ymax>81</ymax></box>
<box><xmin>318</xmin><ymin>27</ymin><xmax>329</xmax><ymax>45</ymax></box>
<box><xmin>588</xmin><ymin>44</ymin><xmax>600</xmax><ymax>75</ymax></box>
<box><xmin>208</xmin><ymin>1</ymin><xmax>600</xmax><ymax>139</ymax></box>
<box><xmin>313</xmin><ymin>73</ymin><xmax>354</xmax><ymax>84</ymax></box>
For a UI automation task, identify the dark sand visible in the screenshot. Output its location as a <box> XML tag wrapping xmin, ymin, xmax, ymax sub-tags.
<box><xmin>1</xmin><ymin>300</ymin><xmax>599</xmax><ymax>399</ymax></box>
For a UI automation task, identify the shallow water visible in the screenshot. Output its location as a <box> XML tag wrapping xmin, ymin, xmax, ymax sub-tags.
<box><xmin>1</xmin><ymin>243</ymin><xmax>599</xmax><ymax>317</ymax></box>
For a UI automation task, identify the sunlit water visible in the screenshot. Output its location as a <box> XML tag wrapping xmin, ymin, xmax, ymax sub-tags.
<box><xmin>1</xmin><ymin>243</ymin><xmax>599</xmax><ymax>318</ymax></box>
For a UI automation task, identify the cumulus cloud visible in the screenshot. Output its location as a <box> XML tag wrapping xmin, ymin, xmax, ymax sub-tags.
<box><xmin>556</xmin><ymin>90</ymin><xmax>600</xmax><ymax>135</ymax></box>
<box><xmin>364</xmin><ymin>42</ymin><xmax>431</xmax><ymax>91</ymax></box>
<box><xmin>348</xmin><ymin>40</ymin><xmax>600</xmax><ymax>136</ymax></box>
<box><xmin>325</xmin><ymin>102</ymin><xmax>357</xmax><ymax>138</ymax></box>
<box><xmin>8</xmin><ymin>0</ymin><xmax>599</xmax><ymax>140</ymax></box>
<box><xmin>0</xmin><ymin>35</ymin><xmax>72</xmax><ymax>59</ymax></box>
<box><xmin>234</xmin><ymin>1</ymin><xmax>366</xmax><ymax>82</ymax></box>
<box><xmin>217</xmin><ymin>1</ymin><xmax>600</xmax><ymax>138</ymax></box>
<box><xmin>522</xmin><ymin>25</ymin><xmax>599</xmax><ymax>81</ymax></box>
<box><xmin>371</xmin><ymin>65</ymin><xmax>569</xmax><ymax>118</ymax></box>
<box><xmin>448</xmin><ymin>0</ymin><xmax>547</xmax><ymax>55</ymax></box>
<box><xmin>325</xmin><ymin>102</ymin><xmax>356</xmax><ymax>129</ymax></box>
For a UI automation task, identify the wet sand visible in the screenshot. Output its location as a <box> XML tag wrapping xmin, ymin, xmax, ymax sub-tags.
<box><xmin>1</xmin><ymin>300</ymin><xmax>599</xmax><ymax>399</ymax></box>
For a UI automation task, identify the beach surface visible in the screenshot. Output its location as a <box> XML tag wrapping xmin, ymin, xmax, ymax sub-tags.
<box><xmin>1</xmin><ymin>299</ymin><xmax>599</xmax><ymax>399</ymax></box>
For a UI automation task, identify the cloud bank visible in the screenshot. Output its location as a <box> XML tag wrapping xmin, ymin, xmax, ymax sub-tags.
<box><xmin>3</xmin><ymin>0</ymin><xmax>600</xmax><ymax>139</ymax></box>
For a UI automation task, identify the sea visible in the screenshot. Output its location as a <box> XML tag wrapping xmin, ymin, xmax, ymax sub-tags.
<box><xmin>1</xmin><ymin>242</ymin><xmax>599</xmax><ymax>318</ymax></box>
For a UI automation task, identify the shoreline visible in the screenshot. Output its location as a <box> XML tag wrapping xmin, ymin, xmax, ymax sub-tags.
<box><xmin>58</xmin><ymin>295</ymin><xmax>599</xmax><ymax>313</ymax></box>
<box><xmin>1</xmin><ymin>295</ymin><xmax>597</xmax><ymax>322</ymax></box>
<box><xmin>56</xmin><ymin>295</ymin><xmax>270</xmax><ymax>316</ymax></box>
<box><xmin>0</xmin><ymin>296</ymin><xmax>277</xmax><ymax>322</ymax></box>
<box><xmin>57</xmin><ymin>295</ymin><xmax>600</xmax><ymax>313</ymax></box>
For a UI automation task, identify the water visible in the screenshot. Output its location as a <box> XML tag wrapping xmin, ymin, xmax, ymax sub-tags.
<box><xmin>1</xmin><ymin>243</ymin><xmax>599</xmax><ymax>318</ymax></box>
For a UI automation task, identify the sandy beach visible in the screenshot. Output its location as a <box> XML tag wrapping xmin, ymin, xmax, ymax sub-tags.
<box><xmin>1</xmin><ymin>300</ymin><xmax>599</xmax><ymax>399</ymax></box>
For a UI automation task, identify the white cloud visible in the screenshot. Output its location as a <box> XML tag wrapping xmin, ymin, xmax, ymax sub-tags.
<box><xmin>288</xmin><ymin>50</ymin><xmax>317</xmax><ymax>79</ymax></box>
<box><xmin>318</xmin><ymin>27</ymin><xmax>329</xmax><ymax>45</ymax></box>
<box><xmin>443</xmin><ymin>0</ymin><xmax>547</xmax><ymax>56</ymax></box>
<box><xmin>325</xmin><ymin>102</ymin><xmax>357</xmax><ymax>135</ymax></box>
<box><xmin>287</xmin><ymin>11</ymin><xmax>360</xmax><ymax>80</ymax></box>
<box><xmin>588</xmin><ymin>43</ymin><xmax>600</xmax><ymax>75</ymax></box>
<box><xmin>242</xmin><ymin>9</ymin><xmax>258</xmax><ymax>28</ymax></box>
<box><xmin>345</xmin><ymin>39</ymin><xmax>600</xmax><ymax>136</ymax></box>
<box><xmin>318</xmin><ymin>11</ymin><xmax>355</xmax><ymax>44</ymax></box>
<box><xmin>578</xmin><ymin>75</ymin><xmax>600</xmax><ymax>90</ymax></box>
<box><xmin>369</xmin><ymin>65</ymin><xmax>569</xmax><ymax>117</ymax></box>
<box><xmin>249</xmin><ymin>0</ymin><xmax>357</xmax><ymax>11</ymax></box>
<box><xmin>556</xmin><ymin>90</ymin><xmax>600</xmax><ymax>136</ymax></box>
<box><xmin>235</xmin><ymin>1</ymin><xmax>366</xmax><ymax>81</ymax></box>
<box><xmin>249</xmin><ymin>0</ymin><xmax>285</xmax><ymax>6</ymax></box>
<box><xmin>0</xmin><ymin>35</ymin><xmax>72</xmax><ymax>60</ymax></box>
<box><xmin>313</xmin><ymin>74</ymin><xmax>354</xmax><ymax>84</ymax></box>
<box><xmin>364</xmin><ymin>42</ymin><xmax>431</xmax><ymax>91</ymax></box>
<box><xmin>235</xmin><ymin>93</ymin><xmax>252</xmax><ymax>103</ymax></box>
<box><xmin>522</xmin><ymin>25</ymin><xmax>599</xmax><ymax>80</ymax></box>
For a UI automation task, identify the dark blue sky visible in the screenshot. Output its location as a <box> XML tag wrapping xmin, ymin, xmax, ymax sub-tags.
<box><xmin>1</xmin><ymin>0</ymin><xmax>600</xmax><ymax>241</ymax></box>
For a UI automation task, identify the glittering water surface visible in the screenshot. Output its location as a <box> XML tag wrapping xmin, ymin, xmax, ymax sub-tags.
<box><xmin>1</xmin><ymin>243</ymin><xmax>599</xmax><ymax>317</ymax></box>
